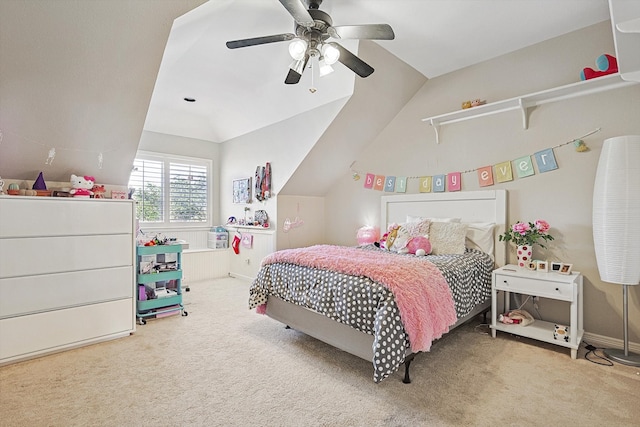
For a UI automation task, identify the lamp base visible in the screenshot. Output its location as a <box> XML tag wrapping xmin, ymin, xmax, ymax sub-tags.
<box><xmin>603</xmin><ymin>348</ymin><xmax>640</xmax><ymax>367</ymax></box>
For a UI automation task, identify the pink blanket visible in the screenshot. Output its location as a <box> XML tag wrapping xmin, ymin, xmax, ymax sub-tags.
<box><xmin>261</xmin><ymin>245</ymin><xmax>457</xmax><ymax>352</ymax></box>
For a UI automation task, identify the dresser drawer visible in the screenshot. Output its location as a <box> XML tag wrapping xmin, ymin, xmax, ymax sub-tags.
<box><xmin>494</xmin><ymin>274</ymin><xmax>574</xmax><ymax>301</ymax></box>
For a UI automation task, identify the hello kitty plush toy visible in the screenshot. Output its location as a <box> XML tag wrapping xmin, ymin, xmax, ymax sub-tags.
<box><xmin>69</xmin><ymin>174</ymin><xmax>95</xmax><ymax>198</ymax></box>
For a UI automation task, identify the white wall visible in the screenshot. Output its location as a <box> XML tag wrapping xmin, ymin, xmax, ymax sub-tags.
<box><xmin>325</xmin><ymin>21</ymin><xmax>640</xmax><ymax>344</ymax></box>
<box><xmin>218</xmin><ymin>98</ymin><xmax>350</xmax><ymax>238</ymax></box>
<box><xmin>276</xmin><ymin>195</ymin><xmax>325</xmax><ymax>250</ymax></box>
<box><xmin>0</xmin><ymin>0</ymin><xmax>205</xmax><ymax>185</ymax></box>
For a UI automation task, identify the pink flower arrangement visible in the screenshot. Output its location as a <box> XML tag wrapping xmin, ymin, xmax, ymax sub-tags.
<box><xmin>499</xmin><ymin>220</ymin><xmax>554</xmax><ymax>248</ymax></box>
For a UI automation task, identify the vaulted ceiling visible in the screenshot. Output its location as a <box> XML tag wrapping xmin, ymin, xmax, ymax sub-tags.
<box><xmin>144</xmin><ymin>0</ymin><xmax>611</xmax><ymax>143</ymax></box>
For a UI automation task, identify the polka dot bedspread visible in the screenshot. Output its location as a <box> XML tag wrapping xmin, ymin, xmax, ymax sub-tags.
<box><xmin>249</xmin><ymin>247</ymin><xmax>494</xmax><ymax>382</ymax></box>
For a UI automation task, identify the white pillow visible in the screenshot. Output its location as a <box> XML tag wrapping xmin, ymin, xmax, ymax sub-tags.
<box><xmin>429</xmin><ymin>222</ymin><xmax>468</xmax><ymax>255</ymax></box>
<box><xmin>465</xmin><ymin>222</ymin><xmax>495</xmax><ymax>257</ymax></box>
<box><xmin>406</xmin><ymin>215</ymin><xmax>461</xmax><ymax>223</ymax></box>
<box><xmin>402</xmin><ymin>219</ymin><xmax>431</xmax><ymax>237</ymax></box>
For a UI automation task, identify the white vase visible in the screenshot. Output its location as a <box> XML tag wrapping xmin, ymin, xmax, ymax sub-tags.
<box><xmin>516</xmin><ymin>245</ymin><xmax>532</xmax><ymax>268</ymax></box>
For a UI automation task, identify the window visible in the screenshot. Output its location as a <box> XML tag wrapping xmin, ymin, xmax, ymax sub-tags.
<box><xmin>129</xmin><ymin>151</ymin><xmax>211</xmax><ymax>226</ymax></box>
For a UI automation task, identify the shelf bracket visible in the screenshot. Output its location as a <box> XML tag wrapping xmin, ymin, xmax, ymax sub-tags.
<box><xmin>518</xmin><ymin>98</ymin><xmax>531</xmax><ymax>130</ymax></box>
<box><xmin>430</xmin><ymin>119</ymin><xmax>441</xmax><ymax>144</ymax></box>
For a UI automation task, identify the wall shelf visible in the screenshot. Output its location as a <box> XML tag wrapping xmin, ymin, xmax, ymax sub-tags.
<box><xmin>422</xmin><ymin>73</ymin><xmax>637</xmax><ymax>144</ymax></box>
<box><xmin>616</xmin><ymin>17</ymin><xmax>640</xmax><ymax>33</ymax></box>
<box><xmin>609</xmin><ymin>0</ymin><xmax>640</xmax><ymax>82</ymax></box>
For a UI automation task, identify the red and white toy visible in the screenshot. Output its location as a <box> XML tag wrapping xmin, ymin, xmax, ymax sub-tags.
<box><xmin>69</xmin><ymin>174</ymin><xmax>95</xmax><ymax>198</ymax></box>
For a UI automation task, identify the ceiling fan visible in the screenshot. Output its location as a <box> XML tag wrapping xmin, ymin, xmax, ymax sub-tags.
<box><xmin>226</xmin><ymin>0</ymin><xmax>395</xmax><ymax>85</ymax></box>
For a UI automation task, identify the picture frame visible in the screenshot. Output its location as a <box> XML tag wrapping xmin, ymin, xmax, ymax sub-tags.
<box><xmin>550</xmin><ymin>262</ymin><xmax>563</xmax><ymax>272</ymax></box>
<box><xmin>232</xmin><ymin>177</ymin><xmax>252</xmax><ymax>204</ymax></box>
<box><xmin>536</xmin><ymin>260</ymin><xmax>549</xmax><ymax>272</ymax></box>
<box><xmin>559</xmin><ymin>263</ymin><xmax>573</xmax><ymax>275</ymax></box>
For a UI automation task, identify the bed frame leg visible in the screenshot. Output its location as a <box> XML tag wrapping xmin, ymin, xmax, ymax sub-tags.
<box><xmin>482</xmin><ymin>307</ymin><xmax>490</xmax><ymax>324</ymax></box>
<box><xmin>402</xmin><ymin>354</ymin><xmax>415</xmax><ymax>384</ymax></box>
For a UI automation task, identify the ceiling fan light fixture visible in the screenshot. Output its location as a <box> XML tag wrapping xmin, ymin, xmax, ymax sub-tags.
<box><xmin>289</xmin><ymin>58</ymin><xmax>306</xmax><ymax>75</ymax></box>
<box><xmin>318</xmin><ymin>58</ymin><xmax>334</xmax><ymax>77</ymax></box>
<box><xmin>288</xmin><ymin>39</ymin><xmax>308</xmax><ymax>60</ymax></box>
<box><xmin>321</xmin><ymin>43</ymin><xmax>339</xmax><ymax>65</ymax></box>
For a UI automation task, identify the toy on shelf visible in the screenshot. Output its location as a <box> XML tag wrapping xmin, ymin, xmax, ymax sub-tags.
<box><xmin>92</xmin><ymin>184</ymin><xmax>106</xmax><ymax>198</ymax></box>
<box><xmin>31</xmin><ymin>172</ymin><xmax>52</xmax><ymax>196</ymax></box>
<box><xmin>69</xmin><ymin>174</ymin><xmax>95</xmax><ymax>198</ymax></box>
<box><xmin>461</xmin><ymin>99</ymin><xmax>486</xmax><ymax>109</ymax></box>
<box><xmin>580</xmin><ymin>54</ymin><xmax>618</xmax><ymax>81</ymax></box>
<box><xmin>7</xmin><ymin>183</ymin><xmax>20</xmax><ymax>195</ymax></box>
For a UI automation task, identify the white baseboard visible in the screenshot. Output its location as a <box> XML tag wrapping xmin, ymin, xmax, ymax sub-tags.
<box><xmin>583</xmin><ymin>331</ymin><xmax>640</xmax><ymax>353</ymax></box>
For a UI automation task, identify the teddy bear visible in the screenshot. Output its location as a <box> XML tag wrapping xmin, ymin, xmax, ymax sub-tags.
<box><xmin>69</xmin><ymin>174</ymin><xmax>95</xmax><ymax>198</ymax></box>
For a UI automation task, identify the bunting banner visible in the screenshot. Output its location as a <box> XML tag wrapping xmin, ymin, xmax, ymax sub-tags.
<box><xmin>356</xmin><ymin>129</ymin><xmax>599</xmax><ymax>193</ymax></box>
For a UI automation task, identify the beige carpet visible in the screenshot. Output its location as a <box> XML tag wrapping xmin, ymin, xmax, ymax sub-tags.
<box><xmin>1</xmin><ymin>277</ymin><xmax>639</xmax><ymax>427</ymax></box>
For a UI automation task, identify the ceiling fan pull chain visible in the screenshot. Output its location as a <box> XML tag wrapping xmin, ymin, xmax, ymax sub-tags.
<box><xmin>309</xmin><ymin>61</ymin><xmax>317</xmax><ymax>93</ymax></box>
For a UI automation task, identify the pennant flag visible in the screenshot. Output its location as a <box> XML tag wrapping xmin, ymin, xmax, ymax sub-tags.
<box><xmin>447</xmin><ymin>172</ymin><xmax>461</xmax><ymax>191</ymax></box>
<box><xmin>433</xmin><ymin>174</ymin><xmax>446</xmax><ymax>192</ymax></box>
<box><xmin>357</xmin><ymin>130</ymin><xmax>587</xmax><ymax>192</ymax></box>
<box><xmin>419</xmin><ymin>176</ymin><xmax>432</xmax><ymax>193</ymax></box>
<box><xmin>478</xmin><ymin>166</ymin><xmax>494</xmax><ymax>187</ymax></box>
<box><xmin>514</xmin><ymin>155</ymin><xmax>535</xmax><ymax>178</ymax></box>
<box><xmin>384</xmin><ymin>176</ymin><xmax>396</xmax><ymax>192</ymax></box>
<box><xmin>373</xmin><ymin>175</ymin><xmax>385</xmax><ymax>191</ymax></box>
<box><xmin>534</xmin><ymin>148</ymin><xmax>558</xmax><ymax>172</ymax></box>
<box><xmin>495</xmin><ymin>161</ymin><xmax>513</xmax><ymax>183</ymax></box>
<box><xmin>364</xmin><ymin>173</ymin><xmax>375</xmax><ymax>189</ymax></box>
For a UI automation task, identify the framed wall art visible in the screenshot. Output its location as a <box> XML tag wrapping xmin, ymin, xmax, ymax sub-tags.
<box><xmin>233</xmin><ymin>177</ymin><xmax>252</xmax><ymax>204</ymax></box>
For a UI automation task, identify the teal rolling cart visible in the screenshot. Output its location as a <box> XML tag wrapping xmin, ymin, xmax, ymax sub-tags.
<box><xmin>136</xmin><ymin>244</ymin><xmax>187</xmax><ymax>325</ymax></box>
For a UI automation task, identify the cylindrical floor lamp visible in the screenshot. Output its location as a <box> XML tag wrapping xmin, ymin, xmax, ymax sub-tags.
<box><xmin>593</xmin><ymin>135</ymin><xmax>640</xmax><ymax>366</ymax></box>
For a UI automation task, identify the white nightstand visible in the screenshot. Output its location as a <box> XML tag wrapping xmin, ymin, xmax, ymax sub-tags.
<box><xmin>491</xmin><ymin>265</ymin><xmax>584</xmax><ymax>359</ymax></box>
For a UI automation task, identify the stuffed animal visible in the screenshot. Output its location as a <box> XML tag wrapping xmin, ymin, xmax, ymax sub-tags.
<box><xmin>580</xmin><ymin>54</ymin><xmax>617</xmax><ymax>81</ymax></box>
<box><xmin>91</xmin><ymin>184</ymin><xmax>106</xmax><ymax>199</ymax></box>
<box><xmin>406</xmin><ymin>236</ymin><xmax>432</xmax><ymax>256</ymax></box>
<box><xmin>69</xmin><ymin>174</ymin><xmax>95</xmax><ymax>198</ymax></box>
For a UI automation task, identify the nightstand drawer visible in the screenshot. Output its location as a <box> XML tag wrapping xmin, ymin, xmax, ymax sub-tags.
<box><xmin>494</xmin><ymin>274</ymin><xmax>574</xmax><ymax>301</ymax></box>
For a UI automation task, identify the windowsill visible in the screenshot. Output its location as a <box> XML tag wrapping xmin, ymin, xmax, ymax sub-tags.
<box><xmin>139</xmin><ymin>225</ymin><xmax>213</xmax><ymax>232</ymax></box>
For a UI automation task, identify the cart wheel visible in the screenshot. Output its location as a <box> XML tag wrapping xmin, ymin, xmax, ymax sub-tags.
<box><xmin>139</xmin><ymin>318</ymin><xmax>146</xmax><ymax>325</ymax></box>
<box><xmin>182</xmin><ymin>310</ymin><xmax>188</xmax><ymax>317</ymax></box>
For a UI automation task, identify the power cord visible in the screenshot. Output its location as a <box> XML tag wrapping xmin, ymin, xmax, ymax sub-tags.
<box><xmin>583</xmin><ymin>341</ymin><xmax>614</xmax><ymax>366</ymax></box>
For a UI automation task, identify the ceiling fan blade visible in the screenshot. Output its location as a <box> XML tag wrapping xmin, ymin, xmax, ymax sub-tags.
<box><xmin>285</xmin><ymin>55</ymin><xmax>309</xmax><ymax>84</ymax></box>
<box><xmin>278</xmin><ymin>0</ymin><xmax>315</xmax><ymax>27</ymax></box>
<box><xmin>329</xmin><ymin>42</ymin><xmax>374</xmax><ymax>78</ymax></box>
<box><xmin>285</xmin><ymin>68</ymin><xmax>303</xmax><ymax>85</ymax></box>
<box><xmin>330</xmin><ymin>24</ymin><xmax>395</xmax><ymax>40</ymax></box>
<box><xmin>226</xmin><ymin>33</ymin><xmax>295</xmax><ymax>49</ymax></box>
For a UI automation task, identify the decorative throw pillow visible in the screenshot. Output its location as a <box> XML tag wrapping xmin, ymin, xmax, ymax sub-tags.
<box><xmin>465</xmin><ymin>222</ymin><xmax>495</xmax><ymax>256</ymax></box>
<box><xmin>389</xmin><ymin>225</ymin><xmax>411</xmax><ymax>252</ymax></box>
<box><xmin>429</xmin><ymin>222</ymin><xmax>468</xmax><ymax>255</ymax></box>
<box><xmin>402</xmin><ymin>219</ymin><xmax>431</xmax><ymax>238</ymax></box>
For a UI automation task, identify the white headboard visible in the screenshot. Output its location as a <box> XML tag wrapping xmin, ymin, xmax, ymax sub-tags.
<box><xmin>381</xmin><ymin>190</ymin><xmax>508</xmax><ymax>266</ymax></box>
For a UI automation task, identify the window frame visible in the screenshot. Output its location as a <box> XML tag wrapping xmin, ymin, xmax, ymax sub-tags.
<box><xmin>130</xmin><ymin>150</ymin><xmax>212</xmax><ymax>229</ymax></box>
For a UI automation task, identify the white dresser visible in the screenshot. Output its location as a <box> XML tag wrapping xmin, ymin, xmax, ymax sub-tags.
<box><xmin>0</xmin><ymin>196</ymin><xmax>136</xmax><ymax>365</ymax></box>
